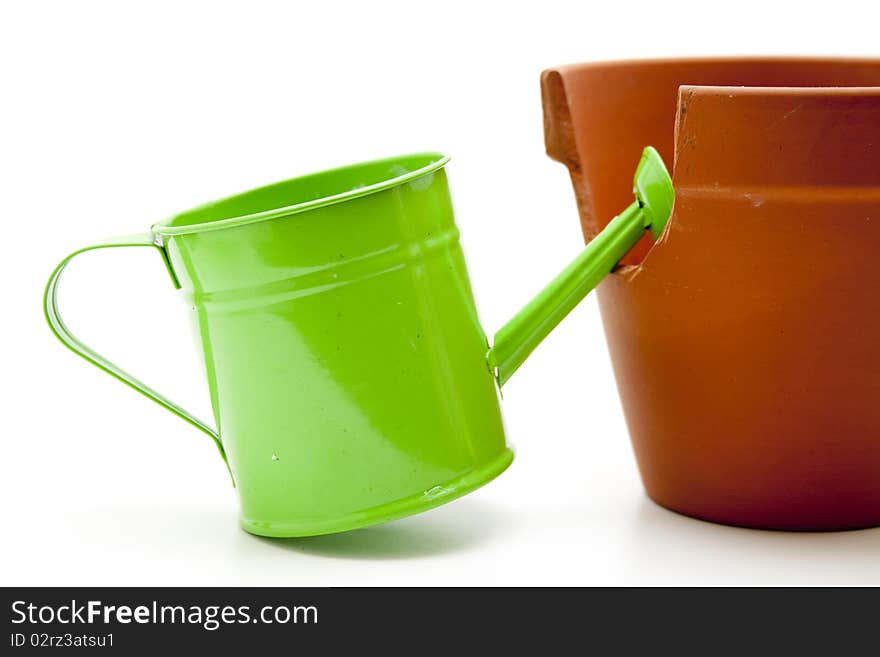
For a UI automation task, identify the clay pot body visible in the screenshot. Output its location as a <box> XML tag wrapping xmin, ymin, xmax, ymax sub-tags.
<box><xmin>542</xmin><ymin>58</ymin><xmax>880</xmax><ymax>530</ymax></box>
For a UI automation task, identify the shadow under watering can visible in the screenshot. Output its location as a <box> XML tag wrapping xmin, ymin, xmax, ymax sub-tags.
<box><xmin>542</xmin><ymin>57</ymin><xmax>880</xmax><ymax>531</ymax></box>
<box><xmin>45</xmin><ymin>148</ymin><xmax>672</xmax><ymax>537</ymax></box>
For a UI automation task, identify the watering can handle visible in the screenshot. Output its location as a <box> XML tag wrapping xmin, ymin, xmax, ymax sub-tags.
<box><xmin>43</xmin><ymin>233</ymin><xmax>229</xmax><ymax>469</ymax></box>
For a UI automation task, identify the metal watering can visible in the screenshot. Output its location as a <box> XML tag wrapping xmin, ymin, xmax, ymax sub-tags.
<box><xmin>45</xmin><ymin>148</ymin><xmax>672</xmax><ymax>537</ymax></box>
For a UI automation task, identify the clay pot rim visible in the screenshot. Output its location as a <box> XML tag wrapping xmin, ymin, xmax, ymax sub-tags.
<box><xmin>625</xmin><ymin>76</ymin><xmax>880</xmax><ymax>278</ymax></box>
<box><xmin>543</xmin><ymin>56</ymin><xmax>880</xmax><ymax>275</ymax></box>
<box><xmin>680</xmin><ymin>84</ymin><xmax>880</xmax><ymax>96</ymax></box>
<box><xmin>550</xmin><ymin>54</ymin><xmax>880</xmax><ymax>74</ymax></box>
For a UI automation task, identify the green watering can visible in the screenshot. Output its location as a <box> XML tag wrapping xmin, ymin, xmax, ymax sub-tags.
<box><xmin>44</xmin><ymin>147</ymin><xmax>673</xmax><ymax>537</ymax></box>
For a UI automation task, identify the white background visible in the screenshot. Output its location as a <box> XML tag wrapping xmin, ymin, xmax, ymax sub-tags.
<box><xmin>3</xmin><ymin>0</ymin><xmax>880</xmax><ymax>586</ymax></box>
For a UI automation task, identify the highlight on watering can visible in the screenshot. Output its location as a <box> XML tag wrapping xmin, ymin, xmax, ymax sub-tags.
<box><xmin>44</xmin><ymin>146</ymin><xmax>673</xmax><ymax>537</ymax></box>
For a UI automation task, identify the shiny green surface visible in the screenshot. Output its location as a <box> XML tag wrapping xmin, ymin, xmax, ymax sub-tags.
<box><xmin>164</xmin><ymin>154</ymin><xmax>511</xmax><ymax>536</ymax></box>
<box><xmin>633</xmin><ymin>146</ymin><xmax>675</xmax><ymax>240</ymax></box>
<box><xmin>43</xmin><ymin>149</ymin><xmax>672</xmax><ymax>537</ymax></box>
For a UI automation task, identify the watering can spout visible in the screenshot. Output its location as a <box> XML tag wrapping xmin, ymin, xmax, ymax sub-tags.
<box><xmin>486</xmin><ymin>146</ymin><xmax>673</xmax><ymax>386</ymax></box>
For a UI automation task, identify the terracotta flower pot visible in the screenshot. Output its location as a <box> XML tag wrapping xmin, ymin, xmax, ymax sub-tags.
<box><xmin>542</xmin><ymin>58</ymin><xmax>880</xmax><ymax>530</ymax></box>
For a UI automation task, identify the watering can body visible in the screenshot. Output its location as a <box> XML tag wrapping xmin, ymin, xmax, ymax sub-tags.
<box><xmin>163</xmin><ymin>157</ymin><xmax>513</xmax><ymax>536</ymax></box>
<box><xmin>542</xmin><ymin>57</ymin><xmax>880</xmax><ymax>530</ymax></box>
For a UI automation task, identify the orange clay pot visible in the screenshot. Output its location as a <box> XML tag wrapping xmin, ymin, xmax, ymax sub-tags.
<box><xmin>542</xmin><ymin>58</ymin><xmax>880</xmax><ymax>530</ymax></box>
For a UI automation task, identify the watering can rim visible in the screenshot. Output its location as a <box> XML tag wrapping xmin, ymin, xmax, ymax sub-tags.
<box><xmin>152</xmin><ymin>151</ymin><xmax>450</xmax><ymax>237</ymax></box>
